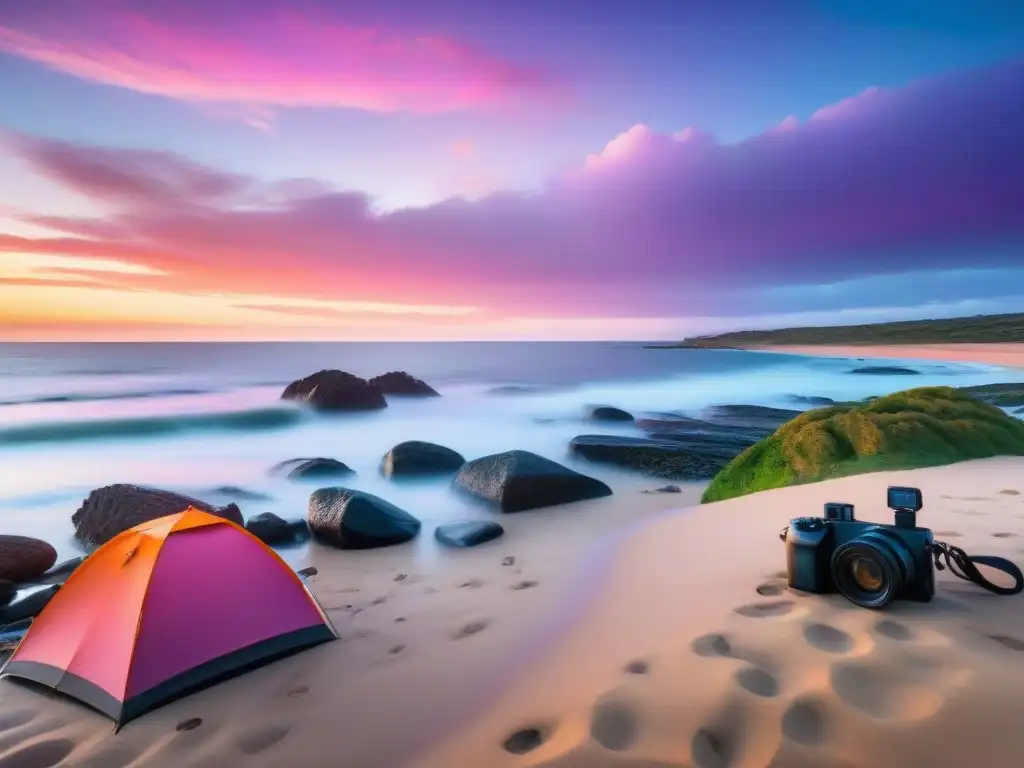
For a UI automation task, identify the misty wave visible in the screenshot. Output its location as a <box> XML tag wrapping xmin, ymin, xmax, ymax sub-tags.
<box><xmin>0</xmin><ymin>387</ymin><xmax>215</xmax><ymax>407</ymax></box>
<box><xmin>0</xmin><ymin>406</ymin><xmax>305</xmax><ymax>446</ymax></box>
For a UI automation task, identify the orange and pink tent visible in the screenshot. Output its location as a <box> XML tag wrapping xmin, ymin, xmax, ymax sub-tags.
<box><xmin>0</xmin><ymin>507</ymin><xmax>337</xmax><ymax>727</ymax></box>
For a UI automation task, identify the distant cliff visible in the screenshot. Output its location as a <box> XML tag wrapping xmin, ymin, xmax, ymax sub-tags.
<box><xmin>654</xmin><ymin>312</ymin><xmax>1024</xmax><ymax>349</ymax></box>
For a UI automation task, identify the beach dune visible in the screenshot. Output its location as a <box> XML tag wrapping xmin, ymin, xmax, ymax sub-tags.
<box><xmin>1</xmin><ymin>460</ymin><xmax>1024</xmax><ymax>767</ymax></box>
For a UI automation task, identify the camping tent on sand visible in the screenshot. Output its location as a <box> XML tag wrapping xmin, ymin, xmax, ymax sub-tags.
<box><xmin>0</xmin><ymin>507</ymin><xmax>337</xmax><ymax>727</ymax></box>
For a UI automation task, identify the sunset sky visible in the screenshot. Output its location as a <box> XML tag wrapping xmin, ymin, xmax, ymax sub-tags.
<box><xmin>0</xmin><ymin>0</ymin><xmax>1022</xmax><ymax>341</ymax></box>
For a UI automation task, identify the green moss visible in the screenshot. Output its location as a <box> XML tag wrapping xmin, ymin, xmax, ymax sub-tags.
<box><xmin>701</xmin><ymin>387</ymin><xmax>1024</xmax><ymax>503</ymax></box>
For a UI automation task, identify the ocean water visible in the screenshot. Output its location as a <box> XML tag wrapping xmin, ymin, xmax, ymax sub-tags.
<box><xmin>1</xmin><ymin>342</ymin><xmax>1022</xmax><ymax>566</ymax></box>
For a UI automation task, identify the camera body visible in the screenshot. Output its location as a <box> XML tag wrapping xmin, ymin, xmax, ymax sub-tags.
<box><xmin>784</xmin><ymin>486</ymin><xmax>935</xmax><ymax>608</ymax></box>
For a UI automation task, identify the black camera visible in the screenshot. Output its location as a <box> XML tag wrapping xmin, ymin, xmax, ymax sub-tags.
<box><xmin>782</xmin><ymin>486</ymin><xmax>934</xmax><ymax>609</ymax></box>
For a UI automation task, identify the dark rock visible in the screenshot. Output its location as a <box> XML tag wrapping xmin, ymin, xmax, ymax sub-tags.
<box><xmin>308</xmin><ymin>488</ymin><xmax>421</xmax><ymax>549</ymax></box>
<box><xmin>488</xmin><ymin>385</ymin><xmax>540</xmax><ymax>396</ymax></box>
<box><xmin>380</xmin><ymin>441</ymin><xmax>466</xmax><ymax>478</ymax></box>
<box><xmin>0</xmin><ymin>584</ymin><xmax>59</xmax><ymax>625</ymax></box>
<box><xmin>850</xmin><ymin>366</ymin><xmax>921</xmax><ymax>375</ymax></box>
<box><xmin>282</xmin><ymin>369</ymin><xmax>387</xmax><ymax>411</ymax></box>
<box><xmin>786</xmin><ymin>395</ymin><xmax>836</xmax><ymax>406</ymax></box>
<box><xmin>701</xmin><ymin>404</ymin><xmax>801</xmax><ymax>432</ymax></box>
<box><xmin>246</xmin><ymin>512</ymin><xmax>309</xmax><ymax>545</ymax></box>
<box><xmin>369</xmin><ymin>371</ymin><xmax>439</xmax><ymax>397</ymax></box>
<box><xmin>589</xmin><ymin>406</ymin><xmax>634</xmax><ymax>423</ymax></box>
<box><xmin>655</xmin><ymin>485</ymin><xmax>682</xmax><ymax>493</ymax></box>
<box><xmin>570</xmin><ymin>435</ymin><xmax>731</xmax><ymax>480</ymax></box>
<box><xmin>435</xmin><ymin>521</ymin><xmax>505</xmax><ymax>548</ymax></box>
<box><xmin>273</xmin><ymin>457</ymin><xmax>355</xmax><ymax>480</ymax></box>
<box><xmin>0</xmin><ymin>618</ymin><xmax>32</xmax><ymax>635</ymax></box>
<box><xmin>453</xmin><ymin>450</ymin><xmax>612</xmax><ymax>513</ymax></box>
<box><xmin>647</xmin><ymin>430</ymin><xmax>763</xmax><ymax>457</ymax></box>
<box><xmin>208</xmin><ymin>486</ymin><xmax>273</xmax><ymax>501</ymax></box>
<box><xmin>0</xmin><ymin>535</ymin><xmax>57</xmax><ymax>583</ymax></box>
<box><xmin>0</xmin><ymin>580</ymin><xmax>14</xmax><ymax>606</ymax></box>
<box><xmin>1015</xmin><ymin>405</ymin><xmax>1024</xmax><ymax>415</ymax></box>
<box><xmin>72</xmin><ymin>485</ymin><xmax>243</xmax><ymax>547</ymax></box>
<box><xmin>36</xmin><ymin>556</ymin><xmax>86</xmax><ymax>586</ymax></box>
<box><xmin>960</xmin><ymin>383</ymin><xmax>1024</xmax><ymax>408</ymax></box>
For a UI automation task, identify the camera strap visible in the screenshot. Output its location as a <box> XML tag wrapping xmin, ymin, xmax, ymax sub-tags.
<box><xmin>928</xmin><ymin>540</ymin><xmax>1024</xmax><ymax>596</ymax></box>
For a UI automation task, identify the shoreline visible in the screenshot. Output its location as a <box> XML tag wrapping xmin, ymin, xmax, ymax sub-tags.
<box><xmin>736</xmin><ymin>342</ymin><xmax>1024</xmax><ymax>369</ymax></box>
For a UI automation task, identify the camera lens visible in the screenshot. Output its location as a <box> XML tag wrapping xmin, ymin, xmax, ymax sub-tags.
<box><xmin>830</xmin><ymin>529</ymin><xmax>915</xmax><ymax>609</ymax></box>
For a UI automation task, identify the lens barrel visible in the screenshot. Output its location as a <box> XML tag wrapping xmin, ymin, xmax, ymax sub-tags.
<box><xmin>830</xmin><ymin>528</ymin><xmax>915</xmax><ymax>609</ymax></box>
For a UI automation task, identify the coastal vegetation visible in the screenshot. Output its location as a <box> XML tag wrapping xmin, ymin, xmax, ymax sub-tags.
<box><xmin>702</xmin><ymin>386</ymin><xmax>1024</xmax><ymax>503</ymax></box>
<box><xmin>663</xmin><ymin>312</ymin><xmax>1024</xmax><ymax>348</ymax></box>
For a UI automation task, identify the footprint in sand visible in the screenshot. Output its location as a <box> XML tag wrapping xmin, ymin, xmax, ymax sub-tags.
<box><xmin>829</xmin><ymin>659</ymin><xmax>944</xmax><ymax>720</ymax></box>
<box><xmin>502</xmin><ymin>726</ymin><xmax>547</xmax><ymax>755</ymax></box>
<box><xmin>934</xmin><ymin>530</ymin><xmax>963</xmax><ymax>538</ymax></box>
<box><xmin>999</xmin><ymin>489</ymin><xmax>1021</xmax><ymax>496</ymax></box>
<box><xmin>176</xmin><ymin>718</ymin><xmax>203</xmax><ymax>732</ymax></box>
<box><xmin>692</xmin><ymin>633</ymin><xmax>734</xmax><ymax>658</ymax></box>
<box><xmin>951</xmin><ymin>509</ymin><xmax>986</xmax><ymax>516</ymax></box>
<box><xmin>781</xmin><ymin>697</ymin><xmax>828</xmax><ymax>747</ymax></box>
<box><xmin>873</xmin><ymin>619</ymin><xmax>915</xmax><ymax>641</ymax></box>
<box><xmin>735</xmin><ymin>600</ymin><xmax>797</xmax><ymax>618</ymax></box>
<box><xmin>756</xmin><ymin>582</ymin><xmax>785</xmax><ymax>596</ymax></box>
<box><xmin>511</xmin><ymin>580</ymin><xmax>539</xmax><ymax>591</ymax></box>
<box><xmin>286</xmin><ymin>685</ymin><xmax>309</xmax><ymax>698</ymax></box>
<box><xmin>453</xmin><ymin>620</ymin><xmax>490</xmax><ymax>640</ymax></box>
<box><xmin>624</xmin><ymin>659</ymin><xmax>649</xmax><ymax>675</ymax></box>
<box><xmin>803</xmin><ymin>622</ymin><xmax>853</xmax><ymax>653</ymax></box>
<box><xmin>0</xmin><ymin>738</ymin><xmax>76</xmax><ymax>768</ymax></box>
<box><xmin>691</xmin><ymin>727</ymin><xmax>736</xmax><ymax>768</ymax></box>
<box><xmin>236</xmin><ymin>725</ymin><xmax>290</xmax><ymax>756</ymax></box>
<box><xmin>992</xmin><ymin>532</ymin><xmax>1018</xmax><ymax>538</ymax></box>
<box><xmin>987</xmin><ymin>634</ymin><xmax>1024</xmax><ymax>651</ymax></box>
<box><xmin>590</xmin><ymin>699</ymin><xmax>639</xmax><ymax>751</ymax></box>
<box><xmin>734</xmin><ymin>665</ymin><xmax>779</xmax><ymax>698</ymax></box>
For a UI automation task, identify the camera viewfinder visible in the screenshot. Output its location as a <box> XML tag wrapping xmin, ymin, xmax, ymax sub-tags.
<box><xmin>824</xmin><ymin>502</ymin><xmax>855</xmax><ymax>521</ymax></box>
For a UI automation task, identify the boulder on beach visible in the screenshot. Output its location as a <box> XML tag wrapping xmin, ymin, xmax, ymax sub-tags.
<box><xmin>703</xmin><ymin>386</ymin><xmax>1024</xmax><ymax>503</ymax></box>
<box><xmin>273</xmin><ymin>457</ymin><xmax>355</xmax><ymax>480</ymax></box>
<box><xmin>435</xmin><ymin>520</ymin><xmax>505</xmax><ymax>548</ymax></box>
<box><xmin>369</xmin><ymin>371</ymin><xmax>440</xmax><ymax>397</ymax></box>
<box><xmin>36</xmin><ymin>556</ymin><xmax>86</xmax><ymax>586</ymax></box>
<box><xmin>381</xmin><ymin>441</ymin><xmax>466</xmax><ymax>478</ymax></box>
<box><xmin>786</xmin><ymin>395</ymin><xmax>836</xmax><ymax>406</ymax></box>
<box><xmin>850</xmin><ymin>365</ymin><xmax>921</xmax><ymax>375</ymax></box>
<box><xmin>959</xmin><ymin>383</ymin><xmax>1024</xmax><ymax>408</ymax></box>
<box><xmin>245</xmin><ymin>512</ymin><xmax>309</xmax><ymax>545</ymax></box>
<box><xmin>282</xmin><ymin>370</ymin><xmax>387</xmax><ymax>411</ymax></box>
<box><xmin>0</xmin><ymin>535</ymin><xmax>57</xmax><ymax>583</ymax></box>
<box><xmin>72</xmin><ymin>485</ymin><xmax>243</xmax><ymax>547</ymax></box>
<box><xmin>308</xmin><ymin>487</ymin><xmax>422</xmax><ymax>549</ymax></box>
<box><xmin>0</xmin><ymin>584</ymin><xmax>59</xmax><ymax>625</ymax></box>
<box><xmin>700</xmin><ymin>404</ymin><xmax>802</xmax><ymax>432</ymax></box>
<box><xmin>569</xmin><ymin>435</ymin><xmax>732</xmax><ymax>480</ymax></box>
<box><xmin>588</xmin><ymin>406</ymin><xmax>634</xmax><ymax>423</ymax></box>
<box><xmin>453</xmin><ymin>450</ymin><xmax>612</xmax><ymax>513</ymax></box>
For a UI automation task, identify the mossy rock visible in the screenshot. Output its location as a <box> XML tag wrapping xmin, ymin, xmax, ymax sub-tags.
<box><xmin>702</xmin><ymin>387</ymin><xmax>1024</xmax><ymax>503</ymax></box>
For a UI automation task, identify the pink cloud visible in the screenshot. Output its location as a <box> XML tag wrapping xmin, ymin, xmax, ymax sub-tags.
<box><xmin>448</xmin><ymin>138</ymin><xmax>475</xmax><ymax>159</ymax></box>
<box><xmin>4</xmin><ymin>58</ymin><xmax>1024</xmax><ymax>320</ymax></box>
<box><xmin>0</xmin><ymin>1</ymin><xmax>558</xmax><ymax>116</ymax></box>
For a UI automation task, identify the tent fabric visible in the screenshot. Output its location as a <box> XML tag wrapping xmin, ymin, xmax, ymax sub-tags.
<box><xmin>0</xmin><ymin>508</ymin><xmax>337</xmax><ymax>726</ymax></box>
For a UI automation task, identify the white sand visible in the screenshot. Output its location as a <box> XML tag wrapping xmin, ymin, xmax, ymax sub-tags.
<box><xmin>742</xmin><ymin>343</ymin><xmax>1024</xmax><ymax>369</ymax></box>
<box><xmin>2</xmin><ymin>461</ymin><xmax>1024</xmax><ymax>767</ymax></box>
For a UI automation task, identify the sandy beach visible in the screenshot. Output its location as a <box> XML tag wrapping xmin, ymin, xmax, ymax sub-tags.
<box><xmin>1</xmin><ymin>459</ymin><xmax>1023</xmax><ymax>767</ymax></box>
<box><xmin>742</xmin><ymin>343</ymin><xmax>1024</xmax><ymax>369</ymax></box>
